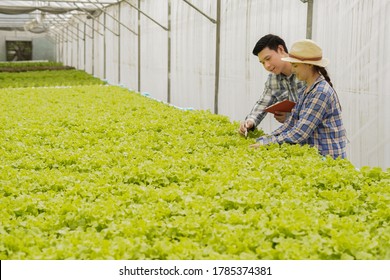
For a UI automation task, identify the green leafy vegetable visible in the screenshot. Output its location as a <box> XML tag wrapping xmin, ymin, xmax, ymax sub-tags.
<box><xmin>0</xmin><ymin>78</ymin><xmax>389</xmax><ymax>260</ymax></box>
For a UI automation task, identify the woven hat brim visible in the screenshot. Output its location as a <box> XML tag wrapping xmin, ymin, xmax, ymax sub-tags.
<box><xmin>281</xmin><ymin>56</ymin><xmax>329</xmax><ymax>67</ymax></box>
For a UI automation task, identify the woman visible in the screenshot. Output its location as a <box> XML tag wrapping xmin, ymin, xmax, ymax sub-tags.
<box><xmin>250</xmin><ymin>39</ymin><xmax>347</xmax><ymax>159</ymax></box>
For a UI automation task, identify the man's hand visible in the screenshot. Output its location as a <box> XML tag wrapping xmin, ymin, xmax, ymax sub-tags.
<box><xmin>238</xmin><ymin>120</ymin><xmax>255</xmax><ymax>136</ymax></box>
<box><xmin>274</xmin><ymin>111</ymin><xmax>288</xmax><ymax>123</ymax></box>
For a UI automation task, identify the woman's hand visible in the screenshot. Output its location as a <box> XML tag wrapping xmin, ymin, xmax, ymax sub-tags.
<box><xmin>249</xmin><ymin>143</ymin><xmax>261</xmax><ymax>149</ymax></box>
<box><xmin>274</xmin><ymin>111</ymin><xmax>288</xmax><ymax>123</ymax></box>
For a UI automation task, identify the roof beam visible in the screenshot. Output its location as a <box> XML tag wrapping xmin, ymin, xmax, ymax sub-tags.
<box><xmin>7</xmin><ymin>1</ymin><xmax>118</xmax><ymax>4</ymax></box>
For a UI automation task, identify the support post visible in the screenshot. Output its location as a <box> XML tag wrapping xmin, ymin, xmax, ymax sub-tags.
<box><xmin>167</xmin><ymin>0</ymin><xmax>171</xmax><ymax>103</ymax></box>
<box><xmin>306</xmin><ymin>0</ymin><xmax>314</xmax><ymax>39</ymax></box>
<box><xmin>92</xmin><ymin>19</ymin><xmax>95</xmax><ymax>76</ymax></box>
<box><xmin>214</xmin><ymin>0</ymin><xmax>221</xmax><ymax>114</ymax></box>
<box><xmin>83</xmin><ymin>22</ymin><xmax>86</xmax><ymax>70</ymax></box>
<box><xmin>137</xmin><ymin>0</ymin><xmax>141</xmax><ymax>92</ymax></box>
<box><xmin>118</xmin><ymin>2</ymin><xmax>121</xmax><ymax>84</ymax></box>
<box><xmin>104</xmin><ymin>12</ymin><xmax>107</xmax><ymax>79</ymax></box>
<box><xmin>76</xmin><ymin>23</ymin><xmax>79</xmax><ymax>69</ymax></box>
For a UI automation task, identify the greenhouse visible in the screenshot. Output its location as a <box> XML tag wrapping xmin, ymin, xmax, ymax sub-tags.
<box><xmin>0</xmin><ymin>0</ymin><xmax>389</xmax><ymax>264</ymax></box>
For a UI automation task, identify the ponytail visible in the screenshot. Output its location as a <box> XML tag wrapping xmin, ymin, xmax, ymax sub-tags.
<box><xmin>314</xmin><ymin>66</ymin><xmax>342</xmax><ymax>110</ymax></box>
<box><xmin>314</xmin><ymin>66</ymin><xmax>333</xmax><ymax>88</ymax></box>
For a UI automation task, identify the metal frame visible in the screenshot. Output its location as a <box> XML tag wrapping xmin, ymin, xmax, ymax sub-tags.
<box><xmin>182</xmin><ymin>0</ymin><xmax>221</xmax><ymax>114</ymax></box>
<box><xmin>1</xmin><ymin>0</ymin><xmax>221</xmax><ymax>112</ymax></box>
<box><xmin>122</xmin><ymin>0</ymin><xmax>169</xmax><ymax>98</ymax></box>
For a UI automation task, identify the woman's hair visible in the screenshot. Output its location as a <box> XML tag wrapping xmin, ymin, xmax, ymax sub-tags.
<box><xmin>252</xmin><ymin>34</ymin><xmax>288</xmax><ymax>56</ymax></box>
<box><xmin>314</xmin><ymin>65</ymin><xmax>342</xmax><ymax>110</ymax></box>
<box><xmin>314</xmin><ymin>66</ymin><xmax>333</xmax><ymax>88</ymax></box>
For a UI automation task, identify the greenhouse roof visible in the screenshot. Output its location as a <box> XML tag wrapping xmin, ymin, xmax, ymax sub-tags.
<box><xmin>0</xmin><ymin>0</ymin><xmax>119</xmax><ymax>33</ymax></box>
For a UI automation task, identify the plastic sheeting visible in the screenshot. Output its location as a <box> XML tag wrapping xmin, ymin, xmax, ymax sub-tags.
<box><xmin>313</xmin><ymin>0</ymin><xmax>390</xmax><ymax>168</ymax></box>
<box><xmin>36</xmin><ymin>0</ymin><xmax>390</xmax><ymax>168</ymax></box>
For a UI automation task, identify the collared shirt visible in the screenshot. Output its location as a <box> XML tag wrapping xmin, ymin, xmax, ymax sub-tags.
<box><xmin>256</xmin><ymin>75</ymin><xmax>347</xmax><ymax>159</ymax></box>
<box><xmin>245</xmin><ymin>73</ymin><xmax>305</xmax><ymax>126</ymax></box>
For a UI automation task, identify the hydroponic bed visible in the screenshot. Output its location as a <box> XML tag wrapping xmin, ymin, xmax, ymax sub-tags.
<box><xmin>0</xmin><ymin>71</ymin><xmax>389</xmax><ymax>260</ymax></box>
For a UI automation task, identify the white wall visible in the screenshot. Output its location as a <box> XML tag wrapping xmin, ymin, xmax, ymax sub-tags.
<box><xmin>54</xmin><ymin>0</ymin><xmax>389</xmax><ymax>169</ymax></box>
<box><xmin>313</xmin><ymin>0</ymin><xmax>390</xmax><ymax>168</ymax></box>
<box><xmin>118</xmin><ymin>0</ymin><xmax>138</xmax><ymax>90</ymax></box>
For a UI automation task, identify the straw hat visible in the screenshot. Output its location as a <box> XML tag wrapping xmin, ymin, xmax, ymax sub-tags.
<box><xmin>281</xmin><ymin>39</ymin><xmax>329</xmax><ymax>67</ymax></box>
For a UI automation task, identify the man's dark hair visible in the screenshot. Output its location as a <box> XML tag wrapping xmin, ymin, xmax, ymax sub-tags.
<box><xmin>252</xmin><ymin>34</ymin><xmax>288</xmax><ymax>56</ymax></box>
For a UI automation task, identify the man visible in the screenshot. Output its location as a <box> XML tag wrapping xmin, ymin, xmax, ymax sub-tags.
<box><xmin>239</xmin><ymin>34</ymin><xmax>305</xmax><ymax>136</ymax></box>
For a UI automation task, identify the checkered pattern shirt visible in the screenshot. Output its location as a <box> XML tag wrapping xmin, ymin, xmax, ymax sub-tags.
<box><xmin>245</xmin><ymin>73</ymin><xmax>305</xmax><ymax>126</ymax></box>
<box><xmin>256</xmin><ymin>75</ymin><xmax>347</xmax><ymax>159</ymax></box>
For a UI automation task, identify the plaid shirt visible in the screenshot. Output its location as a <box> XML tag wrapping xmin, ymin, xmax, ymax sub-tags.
<box><xmin>256</xmin><ymin>75</ymin><xmax>347</xmax><ymax>159</ymax></box>
<box><xmin>246</xmin><ymin>73</ymin><xmax>305</xmax><ymax>126</ymax></box>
